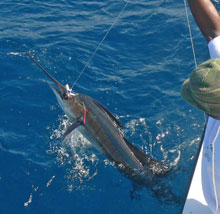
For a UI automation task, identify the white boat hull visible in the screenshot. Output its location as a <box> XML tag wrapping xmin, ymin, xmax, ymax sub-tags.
<box><xmin>182</xmin><ymin>145</ymin><xmax>212</xmax><ymax>214</ymax></box>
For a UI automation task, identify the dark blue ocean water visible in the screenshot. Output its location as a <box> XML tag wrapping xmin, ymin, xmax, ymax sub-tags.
<box><xmin>1</xmin><ymin>0</ymin><xmax>218</xmax><ymax>213</ymax></box>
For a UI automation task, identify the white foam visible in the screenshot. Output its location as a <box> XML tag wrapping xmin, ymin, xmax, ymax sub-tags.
<box><xmin>48</xmin><ymin>115</ymin><xmax>99</xmax><ymax>189</ymax></box>
<box><xmin>7</xmin><ymin>52</ymin><xmax>21</xmax><ymax>56</ymax></box>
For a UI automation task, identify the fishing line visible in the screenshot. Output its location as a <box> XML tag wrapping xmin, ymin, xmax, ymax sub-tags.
<box><xmin>183</xmin><ymin>0</ymin><xmax>197</xmax><ymax>68</ymax></box>
<box><xmin>71</xmin><ymin>1</ymin><xmax>129</xmax><ymax>89</ymax></box>
<box><xmin>183</xmin><ymin>0</ymin><xmax>207</xmax><ymax>121</ymax></box>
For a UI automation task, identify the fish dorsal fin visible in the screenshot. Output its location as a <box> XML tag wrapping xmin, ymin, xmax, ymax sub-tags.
<box><xmin>93</xmin><ymin>100</ymin><xmax>123</xmax><ymax>128</ymax></box>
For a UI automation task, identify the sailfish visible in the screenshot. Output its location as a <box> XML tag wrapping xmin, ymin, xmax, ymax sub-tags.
<box><xmin>24</xmin><ymin>50</ymin><xmax>170</xmax><ymax>188</ymax></box>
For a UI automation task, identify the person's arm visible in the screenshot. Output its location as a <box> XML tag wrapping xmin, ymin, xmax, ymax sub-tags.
<box><xmin>188</xmin><ymin>0</ymin><xmax>220</xmax><ymax>42</ymax></box>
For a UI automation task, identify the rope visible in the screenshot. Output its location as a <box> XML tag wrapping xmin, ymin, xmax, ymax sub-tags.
<box><xmin>71</xmin><ymin>1</ymin><xmax>129</xmax><ymax>89</ymax></box>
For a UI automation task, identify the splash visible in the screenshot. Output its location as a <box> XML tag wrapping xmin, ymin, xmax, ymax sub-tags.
<box><xmin>46</xmin><ymin>176</ymin><xmax>55</xmax><ymax>187</ymax></box>
<box><xmin>24</xmin><ymin>186</ymin><xmax>39</xmax><ymax>207</ymax></box>
<box><xmin>48</xmin><ymin>115</ymin><xmax>99</xmax><ymax>190</ymax></box>
<box><xmin>7</xmin><ymin>52</ymin><xmax>22</xmax><ymax>56</ymax></box>
<box><xmin>24</xmin><ymin>193</ymin><xmax>33</xmax><ymax>207</ymax></box>
<box><xmin>124</xmin><ymin>116</ymin><xmax>182</xmax><ymax>168</ymax></box>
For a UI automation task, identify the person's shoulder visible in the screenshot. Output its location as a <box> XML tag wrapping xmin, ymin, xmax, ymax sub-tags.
<box><xmin>208</xmin><ymin>36</ymin><xmax>220</xmax><ymax>58</ymax></box>
<box><xmin>208</xmin><ymin>35</ymin><xmax>220</xmax><ymax>46</ymax></box>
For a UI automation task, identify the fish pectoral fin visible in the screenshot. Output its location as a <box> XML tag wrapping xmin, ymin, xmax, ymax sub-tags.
<box><xmin>63</xmin><ymin>121</ymin><xmax>82</xmax><ymax>140</ymax></box>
